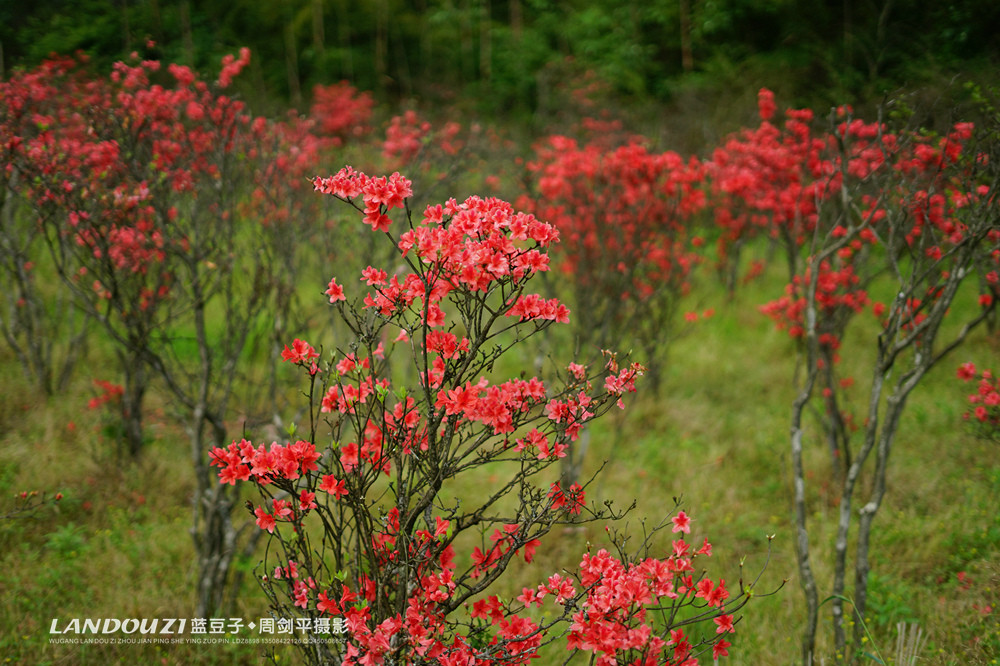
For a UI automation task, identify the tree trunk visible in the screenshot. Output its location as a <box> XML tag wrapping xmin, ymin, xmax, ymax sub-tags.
<box><xmin>479</xmin><ymin>0</ymin><xmax>492</xmax><ymax>88</ymax></box>
<box><xmin>460</xmin><ymin>0</ymin><xmax>472</xmax><ymax>85</ymax></box>
<box><xmin>830</xmin><ymin>366</ymin><xmax>884</xmax><ymax>658</ymax></box>
<box><xmin>510</xmin><ymin>0</ymin><xmax>522</xmax><ymax>41</ymax></box>
<box><xmin>374</xmin><ymin>0</ymin><xmax>388</xmax><ymax>90</ymax></box>
<box><xmin>191</xmin><ymin>415</ymin><xmax>238</xmax><ymax>617</ymax></box>
<box><xmin>180</xmin><ymin>0</ymin><xmax>194</xmax><ymax>66</ymax></box>
<box><xmin>312</xmin><ymin>0</ymin><xmax>326</xmax><ymax>76</ymax></box>
<box><xmin>792</xmin><ymin>242</ymin><xmax>829</xmax><ymax>665</ymax></box>
<box><xmin>120</xmin><ymin>352</ymin><xmax>147</xmax><ymax>457</ymax></box>
<box><xmin>336</xmin><ymin>0</ymin><xmax>352</xmax><ymax>79</ymax></box>
<box><xmin>792</xmin><ymin>386</ymin><xmax>819</xmax><ymax>665</ymax></box>
<box><xmin>285</xmin><ymin>21</ymin><xmax>302</xmax><ymax>107</ymax></box>
<box><xmin>312</xmin><ymin>0</ymin><xmax>325</xmax><ymax>52</ymax></box>
<box><xmin>149</xmin><ymin>0</ymin><xmax>163</xmax><ymax>44</ymax></box>
<box><xmin>121</xmin><ymin>0</ymin><xmax>132</xmax><ymax>54</ymax></box>
<box><xmin>679</xmin><ymin>0</ymin><xmax>694</xmax><ymax>72</ymax></box>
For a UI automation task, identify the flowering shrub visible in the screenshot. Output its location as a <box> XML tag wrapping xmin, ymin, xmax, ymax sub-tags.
<box><xmin>0</xmin><ymin>55</ymin><xmax>96</xmax><ymax>394</ymax></box>
<box><xmin>522</xmin><ymin>134</ymin><xmax>708</xmax><ymax>390</ymax></box>
<box><xmin>242</xmin><ymin>104</ymin><xmax>346</xmax><ymax>414</ymax></box>
<box><xmin>1</xmin><ymin>489</ymin><xmax>63</xmax><ymax>521</ymax></box>
<box><xmin>758</xmin><ymin>92</ymin><xmax>997</xmax><ymax>473</ymax></box>
<box><xmin>759</xmin><ymin>257</ymin><xmax>870</xmax><ymax>466</ymax></box>
<box><xmin>2</xmin><ymin>49</ymin><xmax>259</xmax><ymax>455</ymax></box>
<box><xmin>310</xmin><ymin>81</ymin><xmax>375</xmax><ymax>144</ymax></box>
<box><xmin>2</xmin><ymin>48</ymin><xmax>304</xmax><ymax>616</ymax></box>
<box><xmin>87</xmin><ymin>379</ymin><xmax>124</xmax><ymax>411</ymax></box>
<box><xmin>379</xmin><ymin>109</ymin><xmax>478</xmax><ymax>208</ymax></box>
<box><xmin>957</xmin><ymin>363</ymin><xmax>1000</xmax><ymax>442</ymax></box>
<box><xmin>383</xmin><ymin>109</ymin><xmax>433</xmax><ymax>164</ymax></box>
<box><xmin>708</xmin><ymin>89</ymin><xmax>833</xmax><ymax>289</ymax></box>
<box><xmin>752</xmin><ymin>88</ymin><xmax>1000</xmax><ymax>661</ymax></box>
<box><xmin>212</xmin><ymin>169</ymin><xmax>756</xmax><ymax>665</ymax></box>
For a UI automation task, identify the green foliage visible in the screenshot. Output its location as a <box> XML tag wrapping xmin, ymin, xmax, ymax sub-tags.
<box><xmin>3</xmin><ymin>0</ymin><xmax>997</xmax><ymax>119</ymax></box>
<box><xmin>865</xmin><ymin>573</ymin><xmax>920</xmax><ymax>632</ymax></box>
<box><xmin>942</xmin><ymin>467</ymin><xmax>1000</xmax><ymax>576</ymax></box>
<box><xmin>44</xmin><ymin>523</ymin><xmax>88</xmax><ymax>559</ymax></box>
<box><xmin>10</xmin><ymin>0</ymin><xmax>124</xmax><ymax>67</ymax></box>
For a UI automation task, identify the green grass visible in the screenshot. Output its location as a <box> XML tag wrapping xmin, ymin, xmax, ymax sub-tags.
<box><xmin>3</xmin><ymin>251</ymin><xmax>999</xmax><ymax>665</ymax></box>
<box><xmin>3</xmin><ymin>139</ymin><xmax>1000</xmax><ymax>666</ymax></box>
<box><xmin>3</xmin><ymin>248</ymin><xmax>999</xmax><ymax>666</ymax></box>
<box><xmin>475</xmin><ymin>263</ymin><xmax>1000</xmax><ymax>666</ymax></box>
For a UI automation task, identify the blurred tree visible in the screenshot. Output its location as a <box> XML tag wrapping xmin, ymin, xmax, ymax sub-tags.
<box><xmin>1</xmin><ymin>0</ymin><xmax>997</xmax><ymax>124</ymax></box>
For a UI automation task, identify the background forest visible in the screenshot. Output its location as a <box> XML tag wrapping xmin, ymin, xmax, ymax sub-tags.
<box><xmin>3</xmin><ymin>0</ymin><xmax>1000</xmax><ymax>119</ymax></box>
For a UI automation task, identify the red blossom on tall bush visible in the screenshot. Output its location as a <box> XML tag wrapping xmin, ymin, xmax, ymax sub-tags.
<box><xmin>310</xmin><ymin>81</ymin><xmax>374</xmax><ymax>143</ymax></box>
<box><xmin>3</xmin><ymin>48</ymin><xmax>296</xmax><ymax>618</ymax></box>
<box><xmin>707</xmin><ymin>89</ymin><xmax>836</xmax><ymax>289</ymax></box>
<box><xmin>211</xmin><ymin>169</ymin><xmax>762</xmax><ymax>665</ymax></box>
<box><xmin>957</xmin><ymin>362</ymin><xmax>1000</xmax><ymax>441</ymax></box>
<box><xmin>6</xmin><ymin>51</ymin><xmax>260</xmax><ymax>456</ymax></box>
<box><xmin>752</xmin><ymin>88</ymin><xmax>1000</xmax><ymax>661</ymax></box>
<box><xmin>383</xmin><ymin>109</ymin><xmax>432</xmax><ymax>165</ymax></box>
<box><xmin>522</xmin><ymin>134</ymin><xmax>709</xmax><ymax>389</ymax></box>
<box><xmin>0</xmin><ymin>55</ymin><xmax>94</xmax><ymax>394</ymax></box>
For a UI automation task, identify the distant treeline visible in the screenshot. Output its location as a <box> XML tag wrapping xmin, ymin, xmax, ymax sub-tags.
<box><xmin>2</xmin><ymin>0</ymin><xmax>998</xmax><ymax>114</ymax></box>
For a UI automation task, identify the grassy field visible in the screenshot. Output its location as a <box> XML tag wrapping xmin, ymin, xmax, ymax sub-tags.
<box><xmin>2</xmin><ymin>62</ymin><xmax>999</xmax><ymax>664</ymax></box>
<box><xmin>2</xmin><ymin>243</ymin><xmax>998</xmax><ymax>665</ymax></box>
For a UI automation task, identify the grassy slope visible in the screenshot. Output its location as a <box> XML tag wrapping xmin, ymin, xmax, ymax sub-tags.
<box><xmin>3</xmin><ymin>254</ymin><xmax>998</xmax><ymax>665</ymax></box>
<box><xmin>3</xmin><ymin>74</ymin><xmax>1000</xmax><ymax>661</ymax></box>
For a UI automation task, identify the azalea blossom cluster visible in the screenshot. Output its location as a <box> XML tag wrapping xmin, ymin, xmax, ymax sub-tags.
<box><xmin>742</xmin><ymin>92</ymin><xmax>994</xmax><ymax>341</ymax></box>
<box><xmin>210</xmin><ymin>170</ymin><xmax>749</xmax><ymax>665</ymax></box>
<box><xmin>0</xmin><ymin>48</ymin><xmax>354</xmax><ymax>614</ymax></box>
<box><xmin>0</xmin><ymin>46</ymin><xmax>262</xmax><ymax>321</ymax></box>
<box><xmin>518</xmin><ymin>91</ymin><xmax>997</xmax><ymax>400</ymax></box>
<box><xmin>87</xmin><ymin>379</ymin><xmax>124</xmax><ymax>411</ymax></box>
<box><xmin>383</xmin><ymin>109</ymin><xmax>432</xmax><ymax>164</ymax></box>
<box><xmin>708</xmin><ymin>88</ymin><xmax>832</xmax><ymax>283</ymax></box>
<box><xmin>707</xmin><ymin>91</ymin><xmax>980</xmax><ymax>287</ymax></box>
<box><xmin>3</xmin><ymin>54</ymin><xmax>175</xmax><ymax>312</ymax></box>
<box><xmin>472</xmin><ymin>513</ymin><xmax>738</xmax><ymax>666</ymax></box>
<box><xmin>760</xmin><ymin>260</ymin><xmax>869</xmax><ymax>346</ymax></box>
<box><xmin>309</xmin><ymin>81</ymin><xmax>375</xmax><ymax>143</ymax></box>
<box><xmin>376</xmin><ymin>108</ymin><xmax>471</xmax><ymax>200</ymax></box>
<box><xmin>957</xmin><ymin>362</ymin><xmax>1000</xmax><ymax>441</ymax></box>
